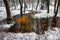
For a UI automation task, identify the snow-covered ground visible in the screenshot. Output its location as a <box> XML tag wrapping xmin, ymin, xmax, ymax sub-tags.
<box><xmin>0</xmin><ymin>4</ymin><xmax>60</xmax><ymax>20</ymax></box>
<box><xmin>0</xmin><ymin>7</ymin><xmax>7</xmax><ymax>21</ymax></box>
<box><xmin>0</xmin><ymin>27</ymin><xmax>60</xmax><ymax>40</ymax></box>
<box><xmin>0</xmin><ymin>3</ymin><xmax>60</xmax><ymax>30</ymax></box>
<box><xmin>0</xmin><ymin>23</ymin><xmax>14</xmax><ymax>30</ymax></box>
<box><xmin>0</xmin><ymin>2</ymin><xmax>60</xmax><ymax>40</ymax></box>
<box><xmin>0</xmin><ymin>7</ymin><xmax>47</xmax><ymax>20</ymax></box>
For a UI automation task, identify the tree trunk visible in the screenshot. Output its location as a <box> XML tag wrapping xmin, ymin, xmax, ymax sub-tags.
<box><xmin>36</xmin><ymin>0</ymin><xmax>39</xmax><ymax>10</ymax></box>
<box><xmin>19</xmin><ymin>0</ymin><xmax>23</xmax><ymax>16</ymax></box>
<box><xmin>3</xmin><ymin>0</ymin><xmax>11</xmax><ymax>24</ymax></box>
<box><xmin>46</xmin><ymin>0</ymin><xmax>49</xmax><ymax>13</ymax></box>
<box><xmin>12</xmin><ymin>0</ymin><xmax>16</xmax><ymax>9</ymax></box>
<box><xmin>54</xmin><ymin>0</ymin><xmax>59</xmax><ymax>17</ymax></box>
<box><xmin>54</xmin><ymin>0</ymin><xmax>57</xmax><ymax>13</ymax></box>
<box><xmin>52</xmin><ymin>0</ymin><xmax>59</xmax><ymax>28</ymax></box>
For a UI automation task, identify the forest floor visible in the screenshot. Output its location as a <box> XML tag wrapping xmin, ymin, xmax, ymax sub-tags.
<box><xmin>0</xmin><ymin>27</ymin><xmax>60</xmax><ymax>40</ymax></box>
<box><xmin>0</xmin><ymin>4</ymin><xmax>60</xmax><ymax>40</ymax></box>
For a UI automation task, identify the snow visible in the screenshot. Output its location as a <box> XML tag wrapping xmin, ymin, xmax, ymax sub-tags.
<box><xmin>44</xmin><ymin>27</ymin><xmax>60</xmax><ymax>40</ymax></box>
<box><xmin>0</xmin><ymin>23</ymin><xmax>14</xmax><ymax>30</ymax></box>
<box><xmin>11</xmin><ymin>9</ymin><xmax>20</xmax><ymax>16</ymax></box>
<box><xmin>0</xmin><ymin>4</ymin><xmax>60</xmax><ymax>20</ymax></box>
<box><xmin>34</xmin><ymin>13</ymin><xmax>48</xmax><ymax>18</ymax></box>
<box><xmin>0</xmin><ymin>4</ymin><xmax>60</xmax><ymax>29</ymax></box>
<box><xmin>32</xmin><ymin>12</ymin><xmax>55</xmax><ymax>19</ymax></box>
<box><xmin>0</xmin><ymin>32</ymin><xmax>37</xmax><ymax>40</ymax></box>
<box><xmin>0</xmin><ymin>4</ymin><xmax>59</xmax><ymax>20</ymax></box>
<box><xmin>0</xmin><ymin>1</ymin><xmax>60</xmax><ymax>40</ymax></box>
<box><xmin>0</xmin><ymin>27</ymin><xmax>60</xmax><ymax>40</ymax></box>
<box><xmin>0</xmin><ymin>7</ymin><xmax>7</xmax><ymax>21</ymax></box>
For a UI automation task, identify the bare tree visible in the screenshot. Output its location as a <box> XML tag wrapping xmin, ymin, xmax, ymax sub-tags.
<box><xmin>46</xmin><ymin>0</ymin><xmax>49</xmax><ymax>13</ymax></box>
<box><xmin>52</xmin><ymin>0</ymin><xmax>59</xmax><ymax>28</ymax></box>
<box><xmin>3</xmin><ymin>0</ymin><xmax>12</xmax><ymax>24</ymax></box>
<box><xmin>54</xmin><ymin>0</ymin><xmax>59</xmax><ymax>17</ymax></box>
<box><xmin>12</xmin><ymin>0</ymin><xmax>16</xmax><ymax>9</ymax></box>
<box><xmin>54</xmin><ymin>0</ymin><xmax>57</xmax><ymax>13</ymax></box>
<box><xmin>36</xmin><ymin>0</ymin><xmax>39</xmax><ymax>10</ymax></box>
<box><xmin>19</xmin><ymin>0</ymin><xmax>23</xmax><ymax>16</ymax></box>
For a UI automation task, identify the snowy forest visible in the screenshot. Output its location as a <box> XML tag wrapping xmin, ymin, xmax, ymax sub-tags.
<box><xmin>0</xmin><ymin>0</ymin><xmax>60</xmax><ymax>40</ymax></box>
